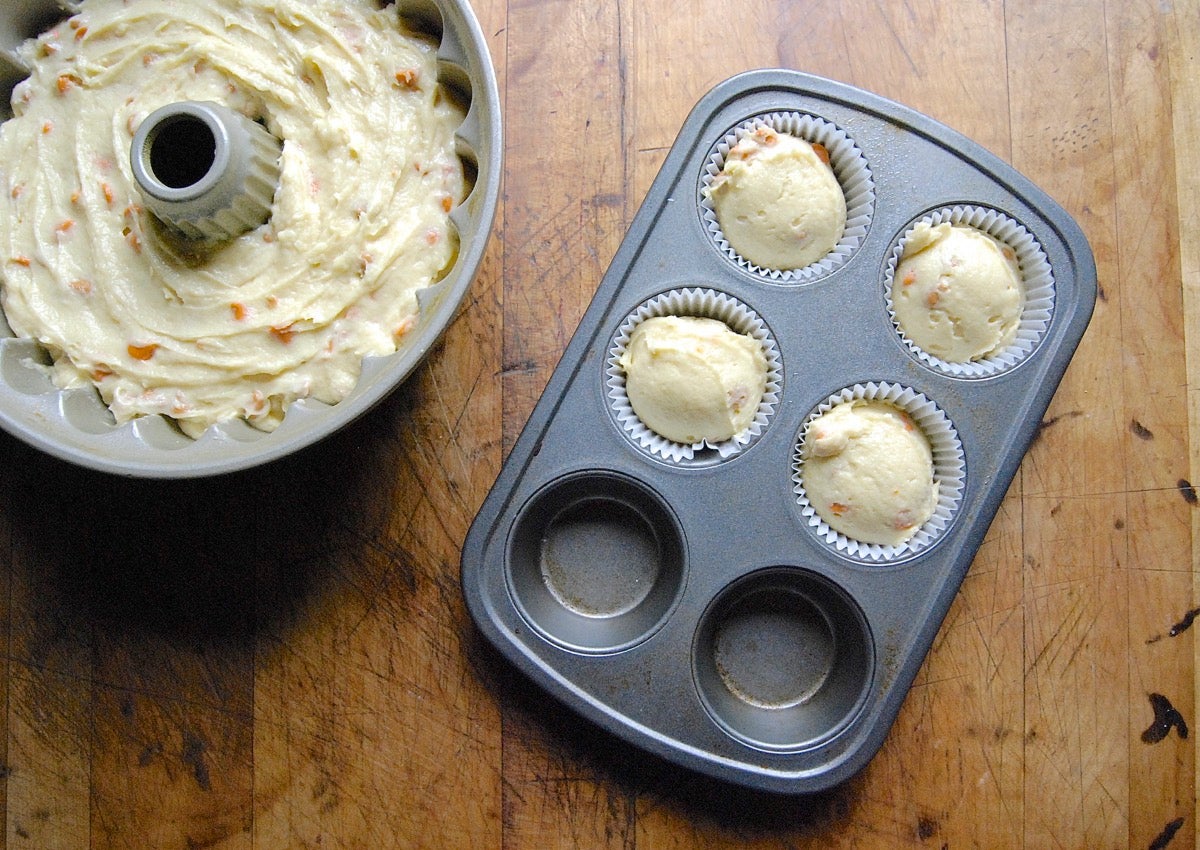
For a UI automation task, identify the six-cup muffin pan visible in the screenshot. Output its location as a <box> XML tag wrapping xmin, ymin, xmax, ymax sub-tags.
<box><xmin>461</xmin><ymin>69</ymin><xmax>1096</xmax><ymax>793</ymax></box>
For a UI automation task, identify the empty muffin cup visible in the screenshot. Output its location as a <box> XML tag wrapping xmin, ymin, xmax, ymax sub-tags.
<box><xmin>700</xmin><ymin>111</ymin><xmax>874</xmax><ymax>282</ymax></box>
<box><xmin>693</xmin><ymin>567</ymin><xmax>873</xmax><ymax>751</ymax></box>
<box><xmin>506</xmin><ymin>471</ymin><xmax>687</xmax><ymax>654</ymax></box>
<box><xmin>884</xmin><ymin>205</ymin><xmax>1055</xmax><ymax>377</ymax></box>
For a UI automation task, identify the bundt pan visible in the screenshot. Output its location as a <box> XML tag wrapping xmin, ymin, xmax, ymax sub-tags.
<box><xmin>0</xmin><ymin>0</ymin><xmax>501</xmax><ymax>477</ymax></box>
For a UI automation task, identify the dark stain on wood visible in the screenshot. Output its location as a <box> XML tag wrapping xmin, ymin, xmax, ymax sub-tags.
<box><xmin>1169</xmin><ymin>606</ymin><xmax>1200</xmax><ymax>637</ymax></box>
<box><xmin>1148</xmin><ymin>605</ymin><xmax>1200</xmax><ymax>644</ymax></box>
<box><xmin>1141</xmin><ymin>693</ymin><xmax>1189</xmax><ymax>743</ymax></box>
<box><xmin>182</xmin><ymin>730</ymin><xmax>213</xmax><ymax>792</ymax></box>
<box><xmin>1130</xmin><ymin>419</ymin><xmax>1154</xmax><ymax>440</ymax></box>
<box><xmin>500</xmin><ymin>357</ymin><xmax>539</xmax><ymax>377</ymax></box>
<box><xmin>1031</xmin><ymin>410</ymin><xmax>1083</xmax><ymax>446</ymax></box>
<box><xmin>917</xmin><ymin>816</ymin><xmax>938</xmax><ymax>840</ymax></box>
<box><xmin>138</xmin><ymin>742</ymin><xmax>163</xmax><ymax>768</ymax></box>
<box><xmin>588</xmin><ymin>192</ymin><xmax>624</xmax><ymax>208</ymax></box>
<box><xmin>1149</xmin><ymin>817</ymin><xmax>1185</xmax><ymax>850</ymax></box>
<box><xmin>1177</xmin><ymin>479</ymin><xmax>1198</xmax><ymax>505</ymax></box>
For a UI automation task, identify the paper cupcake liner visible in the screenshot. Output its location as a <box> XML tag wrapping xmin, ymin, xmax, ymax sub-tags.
<box><xmin>699</xmin><ymin>112</ymin><xmax>875</xmax><ymax>282</ymax></box>
<box><xmin>607</xmin><ymin>288</ymin><xmax>782</xmax><ymax>463</ymax></box>
<box><xmin>883</xmin><ymin>205</ymin><xmax>1056</xmax><ymax>378</ymax></box>
<box><xmin>792</xmin><ymin>382</ymin><xmax>965</xmax><ymax>563</ymax></box>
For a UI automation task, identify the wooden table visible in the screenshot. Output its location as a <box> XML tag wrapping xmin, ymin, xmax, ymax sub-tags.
<box><xmin>1</xmin><ymin>0</ymin><xmax>1196</xmax><ymax>847</ymax></box>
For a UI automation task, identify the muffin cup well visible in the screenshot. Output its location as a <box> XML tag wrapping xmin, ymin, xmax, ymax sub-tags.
<box><xmin>506</xmin><ymin>471</ymin><xmax>687</xmax><ymax>655</ymax></box>
<box><xmin>606</xmin><ymin>287</ymin><xmax>782</xmax><ymax>463</ymax></box>
<box><xmin>700</xmin><ymin>111</ymin><xmax>875</xmax><ymax>282</ymax></box>
<box><xmin>792</xmin><ymin>382</ymin><xmax>965</xmax><ymax>563</ymax></box>
<box><xmin>692</xmin><ymin>567</ymin><xmax>874</xmax><ymax>752</ymax></box>
<box><xmin>884</xmin><ymin>205</ymin><xmax>1056</xmax><ymax>377</ymax></box>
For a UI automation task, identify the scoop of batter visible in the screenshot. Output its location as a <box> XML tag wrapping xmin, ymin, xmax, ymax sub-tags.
<box><xmin>802</xmin><ymin>400</ymin><xmax>938</xmax><ymax>547</ymax></box>
<box><xmin>893</xmin><ymin>222</ymin><xmax>1024</xmax><ymax>362</ymax></box>
<box><xmin>619</xmin><ymin>315</ymin><xmax>767</xmax><ymax>445</ymax></box>
<box><xmin>0</xmin><ymin>0</ymin><xmax>465</xmax><ymax>436</ymax></box>
<box><xmin>706</xmin><ymin>126</ymin><xmax>846</xmax><ymax>271</ymax></box>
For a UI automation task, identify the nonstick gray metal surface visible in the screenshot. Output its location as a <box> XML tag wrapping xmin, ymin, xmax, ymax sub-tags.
<box><xmin>0</xmin><ymin>0</ymin><xmax>500</xmax><ymax>478</ymax></box>
<box><xmin>461</xmin><ymin>69</ymin><xmax>1096</xmax><ymax>793</ymax></box>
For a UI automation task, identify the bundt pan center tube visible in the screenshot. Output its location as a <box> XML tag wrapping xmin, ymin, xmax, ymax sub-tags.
<box><xmin>130</xmin><ymin>100</ymin><xmax>282</xmax><ymax>243</ymax></box>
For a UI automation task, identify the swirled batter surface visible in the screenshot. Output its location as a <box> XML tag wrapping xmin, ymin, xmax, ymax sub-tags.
<box><xmin>0</xmin><ymin>0</ymin><xmax>465</xmax><ymax>436</ymax></box>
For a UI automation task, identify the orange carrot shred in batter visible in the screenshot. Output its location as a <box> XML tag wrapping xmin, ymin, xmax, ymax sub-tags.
<box><xmin>127</xmin><ymin>343</ymin><xmax>158</xmax><ymax>361</ymax></box>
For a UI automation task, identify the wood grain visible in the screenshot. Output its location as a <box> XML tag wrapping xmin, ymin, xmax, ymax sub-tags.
<box><xmin>1172</xmin><ymin>0</ymin><xmax>1200</xmax><ymax>842</ymax></box>
<box><xmin>0</xmin><ymin>1</ymin><xmax>1195</xmax><ymax>848</ymax></box>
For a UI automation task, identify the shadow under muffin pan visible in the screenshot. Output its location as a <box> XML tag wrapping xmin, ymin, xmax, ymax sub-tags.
<box><xmin>462</xmin><ymin>69</ymin><xmax>1096</xmax><ymax>794</ymax></box>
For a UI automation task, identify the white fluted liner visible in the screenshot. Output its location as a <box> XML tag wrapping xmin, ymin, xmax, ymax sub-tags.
<box><xmin>607</xmin><ymin>288</ymin><xmax>781</xmax><ymax>463</ymax></box>
<box><xmin>883</xmin><ymin>205</ymin><xmax>1056</xmax><ymax>378</ymax></box>
<box><xmin>700</xmin><ymin>111</ymin><xmax>874</xmax><ymax>282</ymax></box>
<box><xmin>792</xmin><ymin>382</ymin><xmax>965</xmax><ymax>562</ymax></box>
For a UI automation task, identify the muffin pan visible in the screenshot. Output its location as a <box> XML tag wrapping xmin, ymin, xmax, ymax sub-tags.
<box><xmin>0</xmin><ymin>0</ymin><xmax>501</xmax><ymax>477</ymax></box>
<box><xmin>461</xmin><ymin>69</ymin><xmax>1096</xmax><ymax>793</ymax></box>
